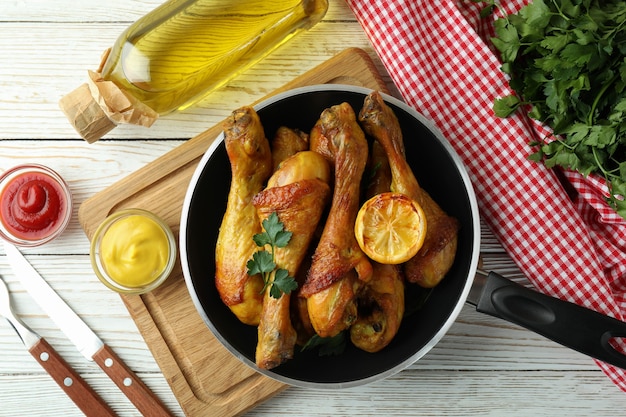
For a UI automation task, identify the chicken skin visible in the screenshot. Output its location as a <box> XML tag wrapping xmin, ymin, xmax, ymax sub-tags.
<box><xmin>215</xmin><ymin>106</ymin><xmax>272</xmax><ymax>325</ymax></box>
<box><xmin>302</xmin><ymin>102</ymin><xmax>373</xmax><ymax>338</ymax></box>
<box><xmin>253</xmin><ymin>151</ymin><xmax>331</xmax><ymax>369</ymax></box>
<box><xmin>271</xmin><ymin>126</ymin><xmax>309</xmax><ymax>171</ymax></box>
<box><xmin>359</xmin><ymin>91</ymin><xmax>459</xmax><ymax>288</ymax></box>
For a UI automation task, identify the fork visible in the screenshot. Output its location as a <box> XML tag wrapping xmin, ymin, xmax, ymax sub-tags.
<box><xmin>0</xmin><ymin>275</ymin><xmax>117</xmax><ymax>417</ymax></box>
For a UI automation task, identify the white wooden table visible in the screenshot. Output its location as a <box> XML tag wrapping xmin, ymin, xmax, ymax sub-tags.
<box><xmin>1</xmin><ymin>1</ymin><xmax>626</xmax><ymax>416</ymax></box>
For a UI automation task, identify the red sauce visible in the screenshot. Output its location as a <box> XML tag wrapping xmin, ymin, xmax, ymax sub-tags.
<box><xmin>0</xmin><ymin>171</ymin><xmax>68</xmax><ymax>241</ymax></box>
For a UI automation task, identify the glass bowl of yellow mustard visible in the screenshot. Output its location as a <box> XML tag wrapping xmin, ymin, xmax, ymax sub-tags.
<box><xmin>90</xmin><ymin>208</ymin><xmax>176</xmax><ymax>294</ymax></box>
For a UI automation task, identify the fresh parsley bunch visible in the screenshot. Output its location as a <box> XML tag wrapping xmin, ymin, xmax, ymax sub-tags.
<box><xmin>485</xmin><ymin>0</ymin><xmax>626</xmax><ymax>218</ymax></box>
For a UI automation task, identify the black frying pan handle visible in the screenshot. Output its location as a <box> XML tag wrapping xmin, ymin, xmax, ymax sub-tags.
<box><xmin>475</xmin><ymin>270</ymin><xmax>626</xmax><ymax>370</ymax></box>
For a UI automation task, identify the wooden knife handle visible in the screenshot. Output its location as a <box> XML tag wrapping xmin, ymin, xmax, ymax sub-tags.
<box><xmin>29</xmin><ymin>338</ymin><xmax>118</xmax><ymax>417</ymax></box>
<box><xmin>93</xmin><ymin>344</ymin><xmax>173</xmax><ymax>417</ymax></box>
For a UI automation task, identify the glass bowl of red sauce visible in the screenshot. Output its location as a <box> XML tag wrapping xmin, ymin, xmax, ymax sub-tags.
<box><xmin>0</xmin><ymin>164</ymin><xmax>73</xmax><ymax>247</ymax></box>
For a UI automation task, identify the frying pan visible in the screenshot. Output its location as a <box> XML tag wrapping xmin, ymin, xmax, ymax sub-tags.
<box><xmin>180</xmin><ymin>84</ymin><xmax>626</xmax><ymax>388</ymax></box>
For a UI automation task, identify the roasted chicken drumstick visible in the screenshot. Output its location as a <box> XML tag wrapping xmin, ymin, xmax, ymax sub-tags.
<box><xmin>359</xmin><ymin>91</ymin><xmax>459</xmax><ymax>288</ymax></box>
<box><xmin>253</xmin><ymin>151</ymin><xmax>331</xmax><ymax>369</ymax></box>
<box><xmin>302</xmin><ymin>102</ymin><xmax>373</xmax><ymax>337</ymax></box>
<box><xmin>215</xmin><ymin>106</ymin><xmax>272</xmax><ymax>325</ymax></box>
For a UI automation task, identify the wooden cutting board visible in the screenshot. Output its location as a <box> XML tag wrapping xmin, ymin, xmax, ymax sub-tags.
<box><xmin>78</xmin><ymin>48</ymin><xmax>389</xmax><ymax>417</ymax></box>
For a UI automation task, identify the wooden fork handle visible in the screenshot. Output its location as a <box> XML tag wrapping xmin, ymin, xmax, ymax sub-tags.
<box><xmin>29</xmin><ymin>338</ymin><xmax>118</xmax><ymax>417</ymax></box>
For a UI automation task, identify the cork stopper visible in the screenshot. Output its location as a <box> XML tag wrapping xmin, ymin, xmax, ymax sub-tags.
<box><xmin>59</xmin><ymin>83</ymin><xmax>117</xmax><ymax>144</ymax></box>
<box><xmin>59</xmin><ymin>48</ymin><xmax>159</xmax><ymax>144</ymax></box>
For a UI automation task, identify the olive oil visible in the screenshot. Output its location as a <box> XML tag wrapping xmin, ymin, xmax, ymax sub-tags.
<box><xmin>60</xmin><ymin>0</ymin><xmax>328</xmax><ymax>142</ymax></box>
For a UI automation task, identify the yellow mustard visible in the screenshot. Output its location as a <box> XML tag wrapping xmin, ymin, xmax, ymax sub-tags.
<box><xmin>99</xmin><ymin>214</ymin><xmax>169</xmax><ymax>288</ymax></box>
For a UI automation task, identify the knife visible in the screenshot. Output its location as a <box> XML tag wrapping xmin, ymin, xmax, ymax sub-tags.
<box><xmin>0</xmin><ymin>275</ymin><xmax>118</xmax><ymax>417</ymax></box>
<box><xmin>3</xmin><ymin>241</ymin><xmax>173</xmax><ymax>417</ymax></box>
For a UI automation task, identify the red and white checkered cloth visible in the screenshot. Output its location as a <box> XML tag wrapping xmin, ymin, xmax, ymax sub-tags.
<box><xmin>345</xmin><ymin>0</ymin><xmax>626</xmax><ymax>391</ymax></box>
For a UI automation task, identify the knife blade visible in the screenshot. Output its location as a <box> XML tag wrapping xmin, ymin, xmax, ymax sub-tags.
<box><xmin>3</xmin><ymin>241</ymin><xmax>173</xmax><ymax>417</ymax></box>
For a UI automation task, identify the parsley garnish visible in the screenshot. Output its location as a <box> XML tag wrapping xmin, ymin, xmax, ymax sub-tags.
<box><xmin>246</xmin><ymin>212</ymin><xmax>298</xmax><ymax>299</ymax></box>
<box><xmin>480</xmin><ymin>0</ymin><xmax>626</xmax><ymax>218</ymax></box>
<box><xmin>301</xmin><ymin>332</ymin><xmax>347</xmax><ymax>356</ymax></box>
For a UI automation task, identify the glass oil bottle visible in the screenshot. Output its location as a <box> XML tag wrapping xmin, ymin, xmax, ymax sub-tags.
<box><xmin>60</xmin><ymin>0</ymin><xmax>329</xmax><ymax>143</ymax></box>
